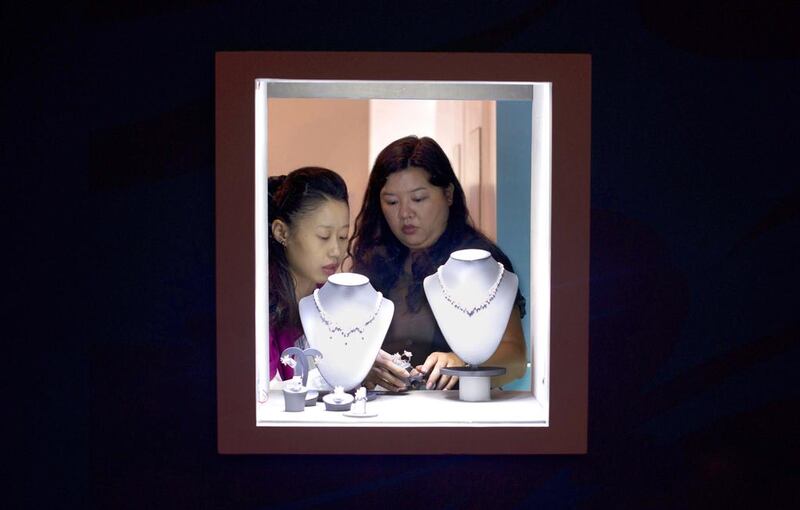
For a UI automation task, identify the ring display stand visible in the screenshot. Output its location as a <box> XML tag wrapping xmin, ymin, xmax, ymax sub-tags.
<box><xmin>440</xmin><ymin>366</ymin><xmax>506</xmax><ymax>402</ymax></box>
<box><xmin>322</xmin><ymin>390</ymin><xmax>354</xmax><ymax>411</ymax></box>
<box><xmin>343</xmin><ymin>387</ymin><xmax>376</xmax><ymax>417</ymax></box>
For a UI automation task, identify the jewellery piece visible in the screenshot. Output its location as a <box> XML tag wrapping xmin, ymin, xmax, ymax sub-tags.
<box><xmin>391</xmin><ymin>350</ymin><xmax>413</xmax><ymax>370</ymax></box>
<box><xmin>354</xmin><ymin>386</ymin><xmax>367</xmax><ymax>402</ymax></box>
<box><xmin>391</xmin><ymin>350</ymin><xmax>426</xmax><ymax>388</ymax></box>
<box><xmin>331</xmin><ymin>386</ymin><xmax>347</xmax><ymax>404</ymax></box>
<box><xmin>344</xmin><ymin>386</ymin><xmax>377</xmax><ymax>417</ymax></box>
<box><xmin>313</xmin><ymin>289</ymin><xmax>383</xmax><ymax>341</ymax></box>
<box><xmin>284</xmin><ymin>376</ymin><xmax>305</xmax><ymax>393</ymax></box>
<box><xmin>280</xmin><ymin>346</ymin><xmax>323</xmax><ymax>387</ymax></box>
<box><xmin>436</xmin><ymin>262</ymin><xmax>505</xmax><ymax>317</ymax></box>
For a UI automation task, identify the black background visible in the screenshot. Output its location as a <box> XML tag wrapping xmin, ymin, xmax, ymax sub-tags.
<box><xmin>6</xmin><ymin>1</ymin><xmax>798</xmax><ymax>508</ymax></box>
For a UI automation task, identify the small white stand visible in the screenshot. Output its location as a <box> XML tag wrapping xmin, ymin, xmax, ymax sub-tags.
<box><xmin>440</xmin><ymin>366</ymin><xmax>506</xmax><ymax>402</ymax></box>
<box><xmin>344</xmin><ymin>386</ymin><xmax>376</xmax><ymax>417</ymax></box>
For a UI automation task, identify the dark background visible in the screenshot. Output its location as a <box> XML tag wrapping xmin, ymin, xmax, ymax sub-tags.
<box><xmin>6</xmin><ymin>1</ymin><xmax>798</xmax><ymax>508</ymax></box>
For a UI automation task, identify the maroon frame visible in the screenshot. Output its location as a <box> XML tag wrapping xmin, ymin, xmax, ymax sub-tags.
<box><xmin>216</xmin><ymin>51</ymin><xmax>590</xmax><ymax>454</ymax></box>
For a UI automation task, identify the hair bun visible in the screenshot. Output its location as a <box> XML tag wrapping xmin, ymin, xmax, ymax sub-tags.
<box><xmin>268</xmin><ymin>174</ymin><xmax>288</xmax><ymax>196</ymax></box>
<box><xmin>268</xmin><ymin>175</ymin><xmax>288</xmax><ymax>216</ymax></box>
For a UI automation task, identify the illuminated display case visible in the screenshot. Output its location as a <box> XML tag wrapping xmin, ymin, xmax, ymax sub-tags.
<box><xmin>216</xmin><ymin>52</ymin><xmax>590</xmax><ymax>454</ymax></box>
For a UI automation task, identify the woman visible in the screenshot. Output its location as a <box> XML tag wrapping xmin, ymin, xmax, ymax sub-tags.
<box><xmin>268</xmin><ymin>167</ymin><xmax>350</xmax><ymax>382</ymax></box>
<box><xmin>349</xmin><ymin>136</ymin><xmax>527</xmax><ymax>391</ymax></box>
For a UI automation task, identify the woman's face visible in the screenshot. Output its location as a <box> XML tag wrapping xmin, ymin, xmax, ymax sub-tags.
<box><xmin>379</xmin><ymin>166</ymin><xmax>453</xmax><ymax>250</ymax></box>
<box><xmin>279</xmin><ymin>198</ymin><xmax>350</xmax><ymax>293</ymax></box>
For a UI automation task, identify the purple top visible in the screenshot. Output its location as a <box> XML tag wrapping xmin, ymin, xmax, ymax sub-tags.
<box><xmin>269</xmin><ymin>324</ymin><xmax>302</xmax><ymax>381</ymax></box>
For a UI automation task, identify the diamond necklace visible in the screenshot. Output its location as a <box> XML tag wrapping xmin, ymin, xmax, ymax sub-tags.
<box><xmin>313</xmin><ymin>289</ymin><xmax>383</xmax><ymax>341</ymax></box>
<box><xmin>436</xmin><ymin>262</ymin><xmax>504</xmax><ymax>317</ymax></box>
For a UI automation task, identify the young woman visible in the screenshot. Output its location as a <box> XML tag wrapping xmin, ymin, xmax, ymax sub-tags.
<box><xmin>268</xmin><ymin>167</ymin><xmax>349</xmax><ymax>382</ymax></box>
<box><xmin>349</xmin><ymin>136</ymin><xmax>527</xmax><ymax>391</ymax></box>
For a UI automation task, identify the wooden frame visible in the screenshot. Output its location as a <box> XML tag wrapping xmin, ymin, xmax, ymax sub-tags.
<box><xmin>216</xmin><ymin>51</ymin><xmax>590</xmax><ymax>454</ymax></box>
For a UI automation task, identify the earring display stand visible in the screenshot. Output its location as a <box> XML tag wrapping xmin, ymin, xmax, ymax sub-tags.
<box><xmin>279</xmin><ymin>347</ymin><xmax>322</xmax><ymax>411</ymax></box>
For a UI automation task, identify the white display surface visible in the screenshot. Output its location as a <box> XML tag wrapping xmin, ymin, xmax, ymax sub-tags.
<box><xmin>299</xmin><ymin>273</ymin><xmax>394</xmax><ymax>391</ymax></box>
<box><xmin>254</xmin><ymin>80</ymin><xmax>554</xmax><ymax>422</ymax></box>
<box><xmin>257</xmin><ymin>390</ymin><xmax>547</xmax><ymax>427</ymax></box>
<box><xmin>424</xmin><ymin>249</ymin><xmax>519</xmax><ymax>365</ymax></box>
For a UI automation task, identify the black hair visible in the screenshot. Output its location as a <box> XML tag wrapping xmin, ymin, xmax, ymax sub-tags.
<box><xmin>269</xmin><ymin>167</ymin><xmax>349</xmax><ymax>330</ymax></box>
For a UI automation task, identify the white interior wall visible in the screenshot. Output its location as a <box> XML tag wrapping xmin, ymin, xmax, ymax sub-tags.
<box><xmin>267</xmin><ymin>98</ymin><xmax>370</xmax><ymax>230</ymax></box>
<box><xmin>257</xmin><ymin>81</ymin><xmax>548</xmax><ymax>424</ymax></box>
<box><xmin>370</xmin><ymin>99</ymin><xmax>495</xmax><ymax>240</ymax></box>
<box><xmin>368</xmin><ymin>100</ymin><xmax>437</xmax><ymax>171</ymax></box>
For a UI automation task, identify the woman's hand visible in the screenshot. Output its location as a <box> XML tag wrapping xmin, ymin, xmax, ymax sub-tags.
<box><xmin>362</xmin><ymin>349</ymin><xmax>410</xmax><ymax>392</ymax></box>
<box><xmin>416</xmin><ymin>352</ymin><xmax>464</xmax><ymax>390</ymax></box>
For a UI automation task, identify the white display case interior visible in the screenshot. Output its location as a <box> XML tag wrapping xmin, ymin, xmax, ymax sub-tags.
<box><xmin>255</xmin><ymin>79</ymin><xmax>552</xmax><ymax>427</ymax></box>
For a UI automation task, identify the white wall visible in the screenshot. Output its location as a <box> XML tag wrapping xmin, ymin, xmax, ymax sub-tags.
<box><xmin>368</xmin><ymin>100</ymin><xmax>437</xmax><ymax>170</ymax></box>
<box><xmin>370</xmin><ymin>99</ymin><xmax>495</xmax><ymax>240</ymax></box>
<box><xmin>267</xmin><ymin>98</ymin><xmax>370</xmax><ymax>229</ymax></box>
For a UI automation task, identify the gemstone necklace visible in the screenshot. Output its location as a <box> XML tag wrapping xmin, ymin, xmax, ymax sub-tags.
<box><xmin>313</xmin><ymin>289</ymin><xmax>383</xmax><ymax>342</ymax></box>
<box><xmin>436</xmin><ymin>262</ymin><xmax>504</xmax><ymax>317</ymax></box>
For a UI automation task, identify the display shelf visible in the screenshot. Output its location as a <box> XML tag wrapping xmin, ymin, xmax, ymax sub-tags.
<box><xmin>257</xmin><ymin>389</ymin><xmax>547</xmax><ymax>427</ymax></box>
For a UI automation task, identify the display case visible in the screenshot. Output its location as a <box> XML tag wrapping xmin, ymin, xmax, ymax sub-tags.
<box><xmin>216</xmin><ymin>51</ymin><xmax>590</xmax><ymax>454</ymax></box>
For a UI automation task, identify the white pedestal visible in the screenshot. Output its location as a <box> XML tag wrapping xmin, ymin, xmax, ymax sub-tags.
<box><xmin>440</xmin><ymin>366</ymin><xmax>506</xmax><ymax>402</ymax></box>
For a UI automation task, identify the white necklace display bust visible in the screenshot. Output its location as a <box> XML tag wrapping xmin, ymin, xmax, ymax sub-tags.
<box><xmin>424</xmin><ymin>249</ymin><xmax>519</xmax><ymax>366</ymax></box>
<box><xmin>299</xmin><ymin>273</ymin><xmax>394</xmax><ymax>391</ymax></box>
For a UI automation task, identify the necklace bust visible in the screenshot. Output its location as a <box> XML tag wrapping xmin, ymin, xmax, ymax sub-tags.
<box><xmin>423</xmin><ymin>249</ymin><xmax>519</xmax><ymax>366</ymax></box>
<box><xmin>299</xmin><ymin>273</ymin><xmax>395</xmax><ymax>390</ymax></box>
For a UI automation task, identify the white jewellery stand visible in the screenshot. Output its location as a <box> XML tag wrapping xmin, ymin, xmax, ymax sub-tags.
<box><xmin>424</xmin><ymin>249</ymin><xmax>519</xmax><ymax>402</ymax></box>
<box><xmin>299</xmin><ymin>273</ymin><xmax>394</xmax><ymax>391</ymax></box>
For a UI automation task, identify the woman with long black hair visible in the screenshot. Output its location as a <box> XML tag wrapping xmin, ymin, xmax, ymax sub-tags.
<box><xmin>268</xmin><ymin>167</ymin><xmax>350</xmax><ymax>382</ymax></box>
<box><xmin>349</xmin><ymin>136</ymin><xmax>527</xmax><ymax>391</ymax></box>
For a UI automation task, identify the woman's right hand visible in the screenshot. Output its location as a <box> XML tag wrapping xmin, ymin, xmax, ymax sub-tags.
<box><xmin>362</xmin><ymin>349</ymin><xmax>410</xmax><ymax>392</ymax></box>
<box><xmin>415</xmin><ymin>351</ymin><xmax>464</xmax><ymax>390</ymax></box>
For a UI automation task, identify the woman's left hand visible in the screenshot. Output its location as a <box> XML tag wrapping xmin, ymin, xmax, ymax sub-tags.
<box><xmin>416</xmin><ymin>352</ymin><xmax>464</xmax><ymax>390</ymax></box>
